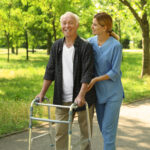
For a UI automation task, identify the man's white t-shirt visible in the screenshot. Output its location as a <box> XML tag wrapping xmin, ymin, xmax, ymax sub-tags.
<box><xmin>62</xmin><ymin>44</ymin><xmax>75</xmax><ymax>102</ymax></box>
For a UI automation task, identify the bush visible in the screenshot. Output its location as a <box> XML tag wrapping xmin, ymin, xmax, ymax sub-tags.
<box><xmin>121</xmin><ymin>38</ymin><xmax>130</xmax><ymax>49</ymax></box>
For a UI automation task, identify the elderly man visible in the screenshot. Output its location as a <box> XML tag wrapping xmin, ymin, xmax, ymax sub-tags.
<box><xmin>36</xmin><ymin>12</ymin><xmax>96</xmax><ymax>150</ymax></box>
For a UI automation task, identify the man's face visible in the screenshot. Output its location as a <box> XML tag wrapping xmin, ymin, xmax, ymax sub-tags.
<box><xmin>61</xmin><ymin>15</ymin><xmax>78</xmax><ymax>38</ymax></box>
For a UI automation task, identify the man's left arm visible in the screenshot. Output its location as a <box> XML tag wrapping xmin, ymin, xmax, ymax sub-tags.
<box><xmin>80</xmin><ymin>43</ymin><xmax>94</xmax><ymax>84</ymax></box>
<box><xmin>74</xmin><ymin>83</ymin><xmax>88</xmax><ymax>107</ymax></box>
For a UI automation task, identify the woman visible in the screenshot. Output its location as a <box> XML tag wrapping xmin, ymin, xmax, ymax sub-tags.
<box><xmin>87</xmin><ymin>12</ymin><xmax>124</xmax><ymax>150</ymax></box>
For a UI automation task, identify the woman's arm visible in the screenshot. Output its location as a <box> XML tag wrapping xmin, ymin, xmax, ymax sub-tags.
<box><xmin>87</xmin><ymin>74</ymin><xmax>110</xmax><ymax>91</ymax></box>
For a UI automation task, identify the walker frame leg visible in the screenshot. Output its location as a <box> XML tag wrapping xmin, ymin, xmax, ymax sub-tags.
<box><xmin>28</xmin><ymin>107</ymin><xmax>33</xmax><ymax>150</ymax></box>
<box><xmin>28</xmin><ymin>98</ymin><xmax>91</xmax><ymax>150</ymax></box>
<box><xmin>68</xmin><ymin>108</ymin><xmax>74</xmax><ymax>150</ymax></box>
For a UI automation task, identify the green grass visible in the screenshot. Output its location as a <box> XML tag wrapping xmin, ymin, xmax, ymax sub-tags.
<box><xmin>0</xmin><ymin>48</ymin><xmax>150</xmax><ymax>136</ymax></box>
<box><xmin>0</xmin><ymin>49</ymin><xmax>54</xmax><ymax>136</ymax></box>
<box><xmin>122</xmin><ymin>50</ymin><xmax>150</xmax><ymax>103</ymax></box>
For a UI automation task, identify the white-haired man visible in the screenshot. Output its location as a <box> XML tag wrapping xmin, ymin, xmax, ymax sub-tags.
<box><xmin>36</xmin><ymin>12</ymin><xmax>96</xmax><ymax>150</ymax></box>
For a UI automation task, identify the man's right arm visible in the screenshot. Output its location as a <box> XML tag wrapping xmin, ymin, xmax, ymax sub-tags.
<box><xmin>36</xmin><ymin>80</ymin><xmax>52</xmax><ymax>102</ymax></box>
<box><xmin>36</xmin><ymin>43</ymin><xmax>55</xmax><ymax>102</ymax></box>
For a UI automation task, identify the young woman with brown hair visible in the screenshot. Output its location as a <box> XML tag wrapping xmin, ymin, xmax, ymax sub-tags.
<box><xmin>88</xmin><ymin>12</ymin><xmax>124</xmax><ymax>150</ymax></box>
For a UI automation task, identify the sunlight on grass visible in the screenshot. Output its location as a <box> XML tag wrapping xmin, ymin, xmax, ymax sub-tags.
<box><xmin>0</xmin><ymin>90</ymin><xmax>5</xmax><ymax>95</ymax></box>
<box><xmin>0</xmin><ymin>49</ymin><xmax>53</xmax><ymax>135</ymax></box>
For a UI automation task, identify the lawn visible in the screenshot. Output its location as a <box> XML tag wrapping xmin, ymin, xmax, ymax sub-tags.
<box><xmin>0</xmin><ymin>48</ymin><xmax>150</xmax><ymax>136</ymax></box>
<box><xmin>121</xmin><ymin>50</ymin><xmax>150</xmax><ymax>103</ymax></box>
<box><xmin>0</xmin><ymin>49</ymin><xmax>54</xmax><ymax>135</ymax></box>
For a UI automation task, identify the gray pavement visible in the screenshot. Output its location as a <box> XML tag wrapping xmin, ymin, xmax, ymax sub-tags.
<box><xmin>0</xmin><ymin>99</ymin><xmax>150</xmax><ymax>150</ymax></box>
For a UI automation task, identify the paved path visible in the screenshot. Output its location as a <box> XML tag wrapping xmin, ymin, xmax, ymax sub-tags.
<box><xmin>0</xmin><ymin>99</ymin><xmax>150</xmax><ymax>150</ymax></box>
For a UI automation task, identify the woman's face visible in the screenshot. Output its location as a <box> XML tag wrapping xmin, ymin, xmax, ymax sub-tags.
<box><xmin>91</xmin><ymin>18</ymin><xmax>106</xmax><ymax>35</ymax></box>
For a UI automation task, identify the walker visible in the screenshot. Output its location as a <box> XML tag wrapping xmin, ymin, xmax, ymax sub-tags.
<box><xmin>28</xmin><ymin>97</ymin><xmax>91</xmax><ymax>150</ymax></box>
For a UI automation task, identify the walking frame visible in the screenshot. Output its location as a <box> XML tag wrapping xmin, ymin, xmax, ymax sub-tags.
<box><xmin>28</xmin><ymin>97</ymin><xmax>92</xmax><ymax>150</ymax></box>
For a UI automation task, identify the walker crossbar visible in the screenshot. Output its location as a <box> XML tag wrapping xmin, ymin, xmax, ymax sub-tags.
<box><xmin>35</xmin><ymin>102</ymin><xmax>73</xmax><ymax>109</ymax></box>
<box><xmin>30</xmin><ymin>117</ymin><xmax>70</xmax><ymax>124</ymax></box>
<box><xmin>28</xmin><ymin>97</ymin><xmax>91</xmax><ymax>150</ymax></box>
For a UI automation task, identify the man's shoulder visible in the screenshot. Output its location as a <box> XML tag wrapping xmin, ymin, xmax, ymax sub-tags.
<box><xmin>77</xmin><ymin>36</ymin><xmax>92</xmax><ymax>47</ymax></box>
<box><xmin>79</xmin><ymin>37</ymin><xmax>88</xmax><ymax>42</ymax></box>
<box><xmin>53</xmin><ymin>38</ymin><xmax>63</xmax><ymax>46</ymax></box>
<box><xmin>78</xmin><ymin>36</ymin><xmax>88</xmax><ymax>43</ymax></box>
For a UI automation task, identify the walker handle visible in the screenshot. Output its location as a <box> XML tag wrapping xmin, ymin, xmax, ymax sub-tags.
<box><xmin>34</xmin><ymin>97</ymin><xmax>49</xmax><ymax>103</ymax></box>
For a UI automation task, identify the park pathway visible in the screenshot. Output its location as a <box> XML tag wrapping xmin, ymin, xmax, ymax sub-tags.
<box><xmin>0</xmin><ymin>99</ymin><xmax>150</xmax><ymax>150</ymax></box>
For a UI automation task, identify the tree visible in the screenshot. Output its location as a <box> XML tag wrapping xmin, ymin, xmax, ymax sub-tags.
<box><xmin>0</xmin><ymin>0</ymin><xmax>24</xmax><ymax>60</ymax></box>
<box><xmin>119</xmin><ymin>0</ymin><xmax>150</xmax><ymax>77</ymax></box>
<box><xmin>0</xmin><ymin>0</ymin><xmax>13</xmax><ymax>62</ymax></box>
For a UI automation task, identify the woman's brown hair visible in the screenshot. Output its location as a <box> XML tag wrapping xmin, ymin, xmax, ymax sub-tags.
<box><xmin>94</xmin><ymin>12</ymin><xmax>120</xmax><ymax>40</ymax></box>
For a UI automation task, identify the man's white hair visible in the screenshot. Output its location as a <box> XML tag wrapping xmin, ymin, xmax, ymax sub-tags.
<box><xmin>60</xmin><ymin>12</ymin><xmax>79</xmax><ymax>25</ymax></box>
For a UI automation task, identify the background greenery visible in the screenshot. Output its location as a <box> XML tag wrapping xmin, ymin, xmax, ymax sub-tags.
<box><xmin>1</xmin><ymin>0</ymin><xmax>149</xmax><ymax>54</ymax></box>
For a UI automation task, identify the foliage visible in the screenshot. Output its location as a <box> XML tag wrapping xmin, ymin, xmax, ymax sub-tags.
<box><xmin>118</xmin><ymin>0</ymin><xmax>150</xmax><ymax>76</ymax></box>
<box><xmin>0</xmin><ymin>0</ymin><xmax>148</xmax><ymax>50</ymax></box>
<box><xmin>0</xmin><ymin>0</ymin><xmax>24</xmax><ymax>47</ymax></box>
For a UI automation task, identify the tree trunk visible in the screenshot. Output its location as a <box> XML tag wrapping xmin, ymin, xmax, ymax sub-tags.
<box><xmin>11</xmin><ymin>46</ymin><xmax>15</xmax><ymax>54</ymax></box>
<box><xmin>25</xmin><ymin>30</ymin><xmax>29</xmax><ymax>60</ymax></box>
<box><xmin>15</xmin><ymin>40</ymin><xmax>19</xmax><ymax>55</ymax></box>
<box><xmin>47</xmin><ymin>32</ymin><xmax>52</xmax><ymax>55</ymax></box>
<box><xmin>118</xmin><ymin>20</ymin><xmax>121</xmax><ymax>42</ymax></box>
<box><xmin>16</xmin><ymin>46</ymin><xmax>18</xmax><ymax>55</ymax></box>
<box><xmin>7</xmin><ymin>33</ymin><xmax>10</xmax><ymax>62</ymax></box>
<box><xmin>52</xmin><ymin>16</ymin><xmax>57</xmax><ymax>41</ymax></box>
<box><xmin>119</xmin><ymin>0</ymin><xmax>150</xmax><ymax>76</ymax></box>
<box><xmin>5</xmin><ymin>31</ymin><xmax>10</xmax><ymax>62</ymax></box>
<box><xmin>32</xmin><ymin>46</ymin><xmax>35</xmax><ymax>53</ymax></box>
<box><xmin>141</xmin><ymin>20</ymin><xmax>150</xmax><ymax>76</ymax></box>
